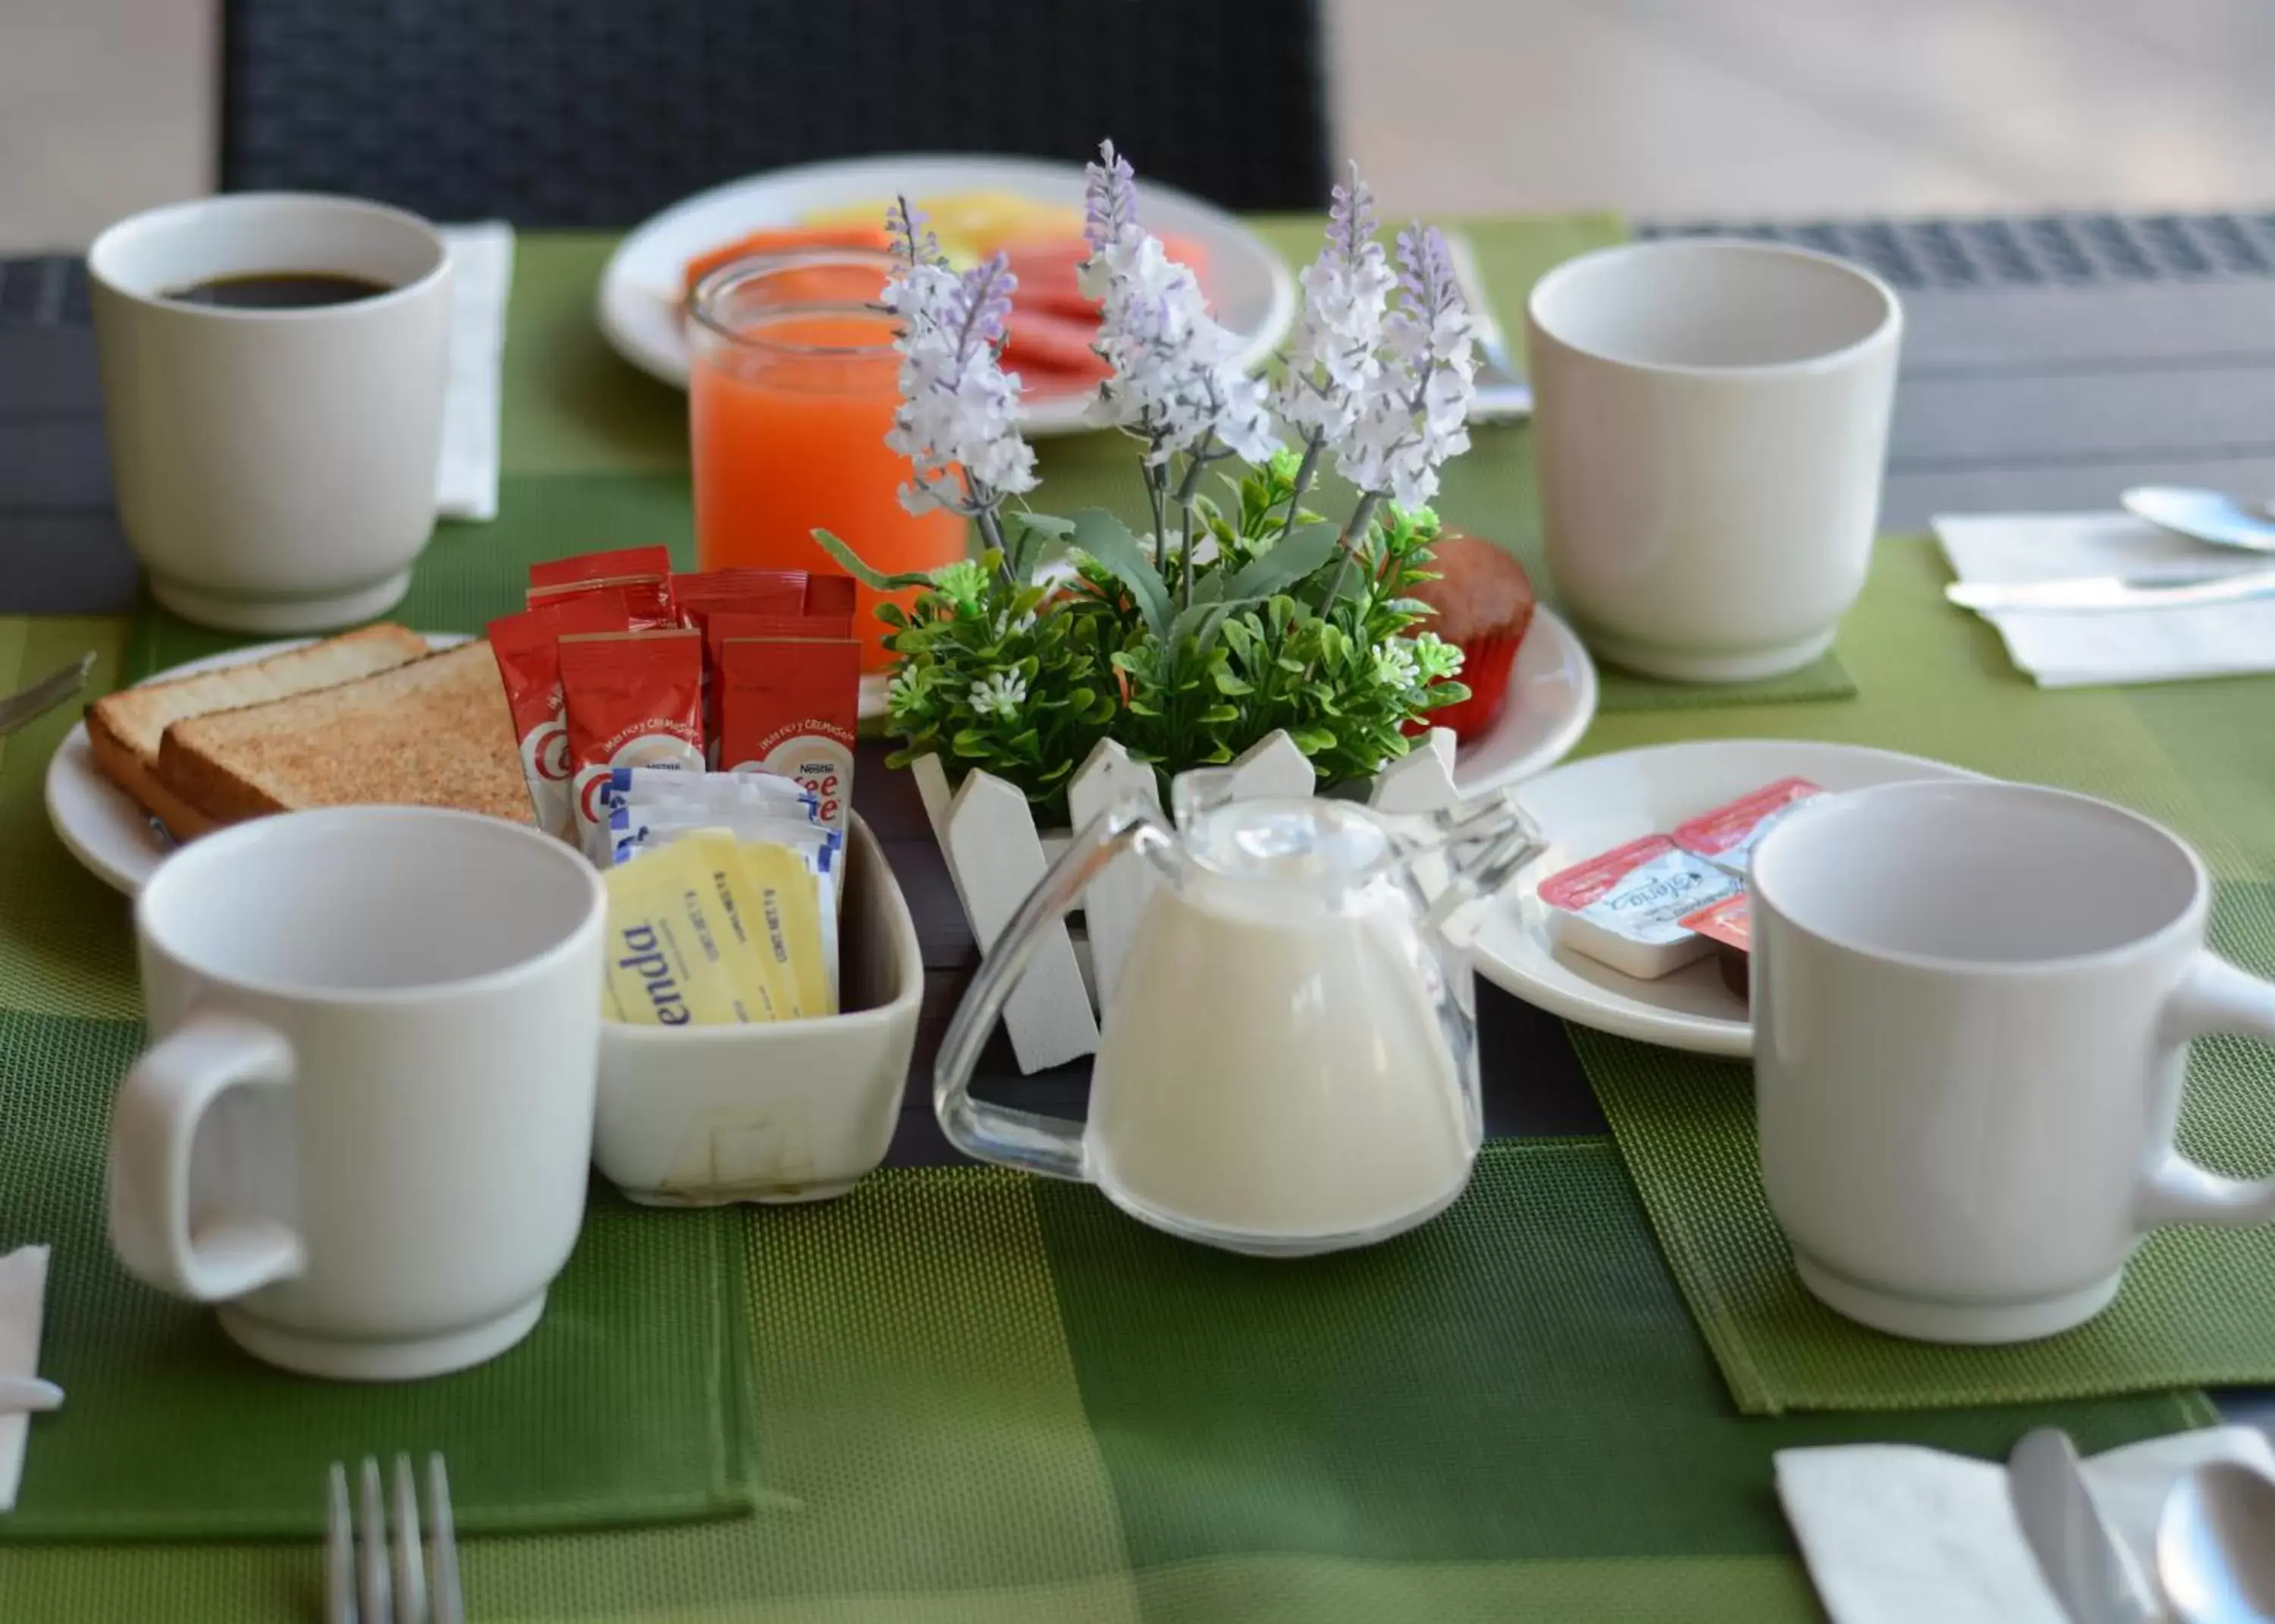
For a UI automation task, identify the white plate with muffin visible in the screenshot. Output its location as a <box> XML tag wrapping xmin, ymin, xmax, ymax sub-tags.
<box><xmin>1410</xmin><ymin>531</ymin><xmax>1598</xmax><ymax>796</ymax></box>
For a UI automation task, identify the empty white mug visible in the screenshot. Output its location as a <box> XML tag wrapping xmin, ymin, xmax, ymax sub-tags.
<box><xmin>108</xmin><ymin>807</ymin><xmax>606</xmax><ymax>1380</ymax></box>
<box><xmin>1526</xmin><ymin>240</ymin><xmax>1901</xmax><ymax>682</ymax></box>
<box><xmin>88</xmin><ymin>193</ymin><xmax>452</xmax><ymax>632</ymax></box>
<box><xmin>1752</xmin><ymin>780</ymin><xmax>2275</xmax><ymax>1343</ymax></box>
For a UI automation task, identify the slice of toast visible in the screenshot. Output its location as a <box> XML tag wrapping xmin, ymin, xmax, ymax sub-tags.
<box><xmin>87</xmin><ymin>624</ymin><xmax>430</xmax><ymax>833</ymax></box>
<box><xmin>155</xmin><ymin>641</ymin><xmax>533</xmax><ymax>828</ymax></box>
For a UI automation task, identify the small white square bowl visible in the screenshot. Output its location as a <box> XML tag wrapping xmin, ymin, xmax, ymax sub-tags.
<box><xmin>592</xmin><ymin>814</ymin><xmax>923</xmax><ymax>1205</ymax></box>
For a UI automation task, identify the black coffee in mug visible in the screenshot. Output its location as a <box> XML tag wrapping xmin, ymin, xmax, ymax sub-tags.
<box><xmin>163</xmin><ymin>271</ymin><xmax>393</xmax><ymax>310</ymax></box>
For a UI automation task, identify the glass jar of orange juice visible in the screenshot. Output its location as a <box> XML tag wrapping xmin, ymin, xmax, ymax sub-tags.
<box><xmin>689</xmin><ymin>249</ymin><xmax>968</xmax><ymax>670</ymax></box>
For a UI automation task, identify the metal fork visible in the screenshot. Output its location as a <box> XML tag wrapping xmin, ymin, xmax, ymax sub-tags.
<box><xmin>1441</xmin><ymin>230</ymin><xmax>1533</xmax><ymax>423</ymax></box>
<box><xmin>0</xmin><ymin>651</ymin><xmax>93</xmax><ymax>738</ymax></box>
<box><xmin>326</xmin><ymin>1454</ymin><xmax>463</xmax><ymax>1624</ymax></box>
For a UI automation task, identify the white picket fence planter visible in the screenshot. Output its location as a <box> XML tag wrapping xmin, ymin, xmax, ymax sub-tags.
<box><xmin>910</xmin><ymin>726</ymin><xmax>1466</xmax><ymax>1074</ymax></box>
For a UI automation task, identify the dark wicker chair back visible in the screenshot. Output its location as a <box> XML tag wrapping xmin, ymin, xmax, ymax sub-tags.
<box><xmin>221</xmin><ymin>0</ymin><xmax>1330</xmax><ymax>225</ymax></box>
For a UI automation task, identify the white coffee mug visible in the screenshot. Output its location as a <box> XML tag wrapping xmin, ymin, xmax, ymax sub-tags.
<box><xmin>1526</xmin><ymin>240</ymin><xmax>1901</xmax><ymax>682</ymax></box>
<box><xmin>1751</xmin><ymin>780</ymin><xmax>2275</xmax><ymax>1344</ymax></box>
<box><xmin>88</xmin><ymin>193</ymin><xmax>452</xmax><ymax>633</ymax></box>
<box><xmin>108</xmin><ymin>807</ymin><xmax>606</xmax><ymax>1380</ymax></box>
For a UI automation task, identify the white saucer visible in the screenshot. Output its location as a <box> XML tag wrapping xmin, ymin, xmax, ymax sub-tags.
<box><xmin>46</xmin><ymin>634</ymin><xmax>467</xmax><ymax>896</ymax></box>
<box><xmin>597</xmin><ymin>152</ymin><xmax>1296</xmax><ymax>436</ymax></box>
<box><xmin>1469</xmin><ymin>739</ymin><xmax>1982</xmax><ymax>1056</ymax></box>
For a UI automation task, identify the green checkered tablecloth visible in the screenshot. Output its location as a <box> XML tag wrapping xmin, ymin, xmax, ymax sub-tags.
<box><xmin>0</xmin><ymin>221</ymin><xmax>2236</xmax><ymax>1622</ymax></box>
<box><xmin>0</xmin><ymin>1141</ymin><xmax>2206</xmax><ymax>1622</ymax></box>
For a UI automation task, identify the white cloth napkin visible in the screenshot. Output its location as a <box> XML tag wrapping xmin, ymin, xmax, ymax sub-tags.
<box><xmin>1777</xmin><ymin>1425</ymin><xmax>2275</xmax><ymax>1624</ymax></box>
<box><xmin>1934</xmin><ymin>511</ymin><xmax>2275</xmax><ymax>687</ymax></box>
<box><xmin>0</xmin><ymin>1246</ymin><xmax>53</xmax><ymax>1513</ymax></box>
<box><xmin>435</xmin><ymin>222</ymin><xmax>514</xmax><ymax>523</ymax></box>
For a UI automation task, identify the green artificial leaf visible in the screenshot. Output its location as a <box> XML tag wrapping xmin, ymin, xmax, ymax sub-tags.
<box><xmin>812</xmin><ymin>528</ymin><xmax>938</xmax><ymax>592</ymax></box>
<box><xmin>1219</xmin><ymin>522</ymin><xmax>1341</xmax><ymax>603</ymax></box>
<box><xmin>1165</xmin><ymin>599</ymin><xmax>1238</xmax><ymax>661</ymax></box>
<box><xmin>1070</xmin><ymin>507</ymin><xmax>1174</xmax><ymax>639</ymax></box>
<box><xmin>1290</xmin><ymin>726</ymin><xmax>1337</xmax><ymax>754</ymax></box>
<box><xmin>1001</xmin><ymin>510</ymin><xmax>1073</xmax><ymax>583</ymax></box>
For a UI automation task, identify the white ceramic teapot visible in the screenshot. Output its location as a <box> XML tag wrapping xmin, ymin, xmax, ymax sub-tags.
<box><xmin>934</xmin><ymin>779</ymin><xmax>1544</xmax><ymax>1256</ymax></box>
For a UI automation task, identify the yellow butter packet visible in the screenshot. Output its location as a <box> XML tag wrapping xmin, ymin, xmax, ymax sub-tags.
<box><xmin>738</xmin><ymin>839</ymin><xmax>834</xmax><ymax>1017</ymax></box>
<box><xmin>683</xmin><ymin>831</ymin><xmax>806</xmax><ymax>1020</ymax></box>
<box><xmin>602</xmin><ymin>839</ymin><xmax>780</xmax><ymax>1025</ymax></box>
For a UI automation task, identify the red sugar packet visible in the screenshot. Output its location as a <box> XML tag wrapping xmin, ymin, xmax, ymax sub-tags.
<box><xmin>528</xmin><ymin>546</ymin><xmax>677</xmax><ymax>629</ymax></box>
<box><xmin>803</xmin><ymin>572</ymin><xmax>857</xmax><ymax>627</ymax></box>
<box><xmin>717</xmin><ymin>623</ymin><xmax>860</xmax><ymax>836</ymax></box>
<box><xmin>488</xmin><ymin>596</ymin><xmax>632</xmax><ymax>841</ymax></box>
<box><xmin>559</xmin><ymin>629</ymin><xmax>704</xmax><ymax>855</ymax></box>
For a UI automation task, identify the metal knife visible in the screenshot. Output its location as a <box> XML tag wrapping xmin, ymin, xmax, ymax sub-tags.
<box><xmin>1947</xmin><ymin>569</ymin><xmax>2275</xmax><ymax>614</ymax></box>
<box><xmin>0</xmin><ymin>651</ymin><xmax>93</xmax><ymax>738</ymax></box>
<box><xmin>1441</xmin><ymin>230</ymin><xmax>1534</xmax><ymax>423</ymax></box>
<box><xmin>2010</xmin><ymin>1428</ymin><xmax>2153</xmax><ymax>1624</ymax></box>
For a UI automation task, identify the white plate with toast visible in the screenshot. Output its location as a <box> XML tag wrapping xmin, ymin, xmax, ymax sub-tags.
<box><xmin>49</xmin><ymin>632</ymin><xmax>471</xmax><ymax>895</ymax></box>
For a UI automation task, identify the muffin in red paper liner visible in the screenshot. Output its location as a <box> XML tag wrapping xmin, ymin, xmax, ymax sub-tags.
<box><xmin>1405</xmin><ymin>531</ymin><xmax>1536</xmax><ymax>741</ymax></box>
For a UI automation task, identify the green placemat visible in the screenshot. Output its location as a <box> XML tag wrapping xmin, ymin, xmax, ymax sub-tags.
<box><xmin>0</xmin><ymin>616</ymin><xmax>139</xmax><ymax>1024</ymax></box>
<box><xmin>1574</xmin><ymin>882</ymin><xmax>2275</xmax><ymax>1416</ymax></box>
<box><xmin>1559</xmin><ymin>535</ymin><xmax>2275</xmax><ymax>1414</ymax></box>
<box><xmin>0</xmin><ymin>1141</ymin><xmax>2209</xmax><ymax>1621</ymax></box>
<box><xmin>0</xmin><ymin>1008</ymin><xmax>759</xmax><ymax>1539</ymax></box>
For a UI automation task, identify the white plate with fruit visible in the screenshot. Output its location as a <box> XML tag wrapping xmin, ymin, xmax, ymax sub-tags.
<box><xmin>598</xmin><ymin>152</ymin><xmax>1296</xmax><ymax>433</ymax></box>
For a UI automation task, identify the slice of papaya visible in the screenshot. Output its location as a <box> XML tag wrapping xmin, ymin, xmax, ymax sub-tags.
<box><xmin>682</xmin><ymin>225</ymin><xmax>895</xmax><ymax>297</ymax></box>
<box><xmin>1003</xmin><ymin>308</ymin><xmax>1109</xmax><ymax>384</ymax></box>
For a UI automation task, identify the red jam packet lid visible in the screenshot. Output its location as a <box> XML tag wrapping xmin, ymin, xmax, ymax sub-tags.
<box><xmin>1538</xmin><ymin>836</ymin><xmax>1684</xmax><ymax>911</ymax></box>
<box><xmin>1671</xmin><ymin>778</ymin><xmax>1822</xmax><ymax>867</ymax></box>
<box><xmin>1679</xmin><ymin>892</ymin><xmax>1750</xmax><ymax>952</ymax></box>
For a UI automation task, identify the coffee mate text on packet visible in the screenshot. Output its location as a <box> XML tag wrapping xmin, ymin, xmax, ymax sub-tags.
<box><xmin>716</xmin><ymin>619</ymin><xmax>860</xmax><ymax>839</ymax></box>
<box><xmin>560</xmin><ymin>629</ymin><xmax>704</xmax><ymax>859</ymax></box>
<box><xmin>488</xmin><ymin>596</ymin><xmax>631</xmax><ymax>840</ymax></box>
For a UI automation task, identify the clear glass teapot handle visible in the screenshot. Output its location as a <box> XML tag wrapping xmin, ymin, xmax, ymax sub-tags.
<box><xmin>1373</xmin><ymin>788</ymin><xmax>1549</xmax><ymax>942</ymax></box>
<box><xmin>934</xmin><ymin>793</ymin><xmax>1177</xmax><ymax>1181</ymax></box>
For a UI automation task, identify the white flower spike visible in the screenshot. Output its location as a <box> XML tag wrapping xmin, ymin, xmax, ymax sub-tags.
<box><xmin>1081</xmin><ymin>143</ymin><xmax>1280</xmax><ymax>467</ymax></box>
<box><xmin>882</xmin><ymin>196</ymin><xmax>1038</xmax><ymax>522</ymax></box>
<box><xmin>1334</xmin><ymin>222</ymin><xmax>1480</xmax><ymax>509</ymax></box>
<box><xmin>1277</xmin><ymin>163</ymin><xmax>1395</xmax><ymax>446</ymax></box>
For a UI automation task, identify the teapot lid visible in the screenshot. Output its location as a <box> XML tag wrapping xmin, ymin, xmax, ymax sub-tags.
<box><xmin>1182</xmin><ymin>798</ymin><xmax>1394</xmax><ymax>896</ymax></box>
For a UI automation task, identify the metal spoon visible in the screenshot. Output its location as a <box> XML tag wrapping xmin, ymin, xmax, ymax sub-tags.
<box><xmin>2157</xmin><ymin>1460</ymin><xmax>2275</xmax><ymax>1622</ymax></box>
<box><xmin>2122</xmin><ymin>486</ymin><xmax>2275</xmax><ymax>553</ymax></box>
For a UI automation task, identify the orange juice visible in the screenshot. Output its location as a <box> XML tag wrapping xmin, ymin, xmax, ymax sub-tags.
<box><xmin>688</xmin><ymin>252</ymin><xmax>968</xmax><ymax>669</ymax></box>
